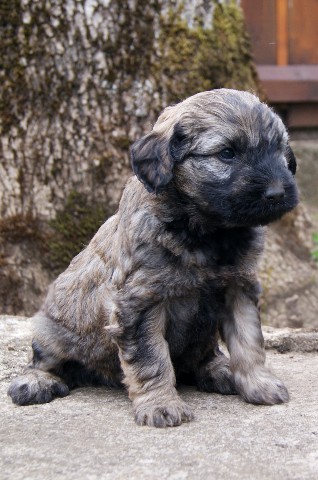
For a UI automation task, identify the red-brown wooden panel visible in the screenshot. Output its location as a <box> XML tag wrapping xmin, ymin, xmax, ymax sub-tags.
<box><xmin>276</xmin><ymin>0</ymin><xmax>288</xmax><ymax>65</ymax></box>
<box><xmin>287</xmin><ymin>104</ymin><xmax>318</xmax><ymax>128</ymax></box>
<box><xmin>288</xmin><ymin>0</ymin><xmax>318</xmax><ymax>64</ymax></box>
<box><xmin>257</xmin><ymin>66</ymin><xmax>318</xmax><ymax>102</ymax></box>
<box><xmin>241</xmin><ymin>0</ymin><xmax>277</xmax><ymax>64</ymax></box>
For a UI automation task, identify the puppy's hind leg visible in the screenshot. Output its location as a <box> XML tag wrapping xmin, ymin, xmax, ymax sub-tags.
<box><xmin>222</xmin><ymin>281</ymin><xmax>289</xmax><ymax>405</ymax></box>
<box><xmin>8</xmin><ymin>367</ymin><xmax>69</xmax><ymax>406</ymax></box>
<box><xmin>8</xmin><ymin>320</ymin><xmax>70</xmax><ymax>406</ymax></box>
<box><xmin>196</xmin><ymin>347</ymin><xmax>236</xmax><ymax>395</ymax></box>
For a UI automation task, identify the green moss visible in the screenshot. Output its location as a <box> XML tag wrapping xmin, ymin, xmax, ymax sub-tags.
<box><xmin>207</xmin><ymin>1</ymin><xmax>261</xmax><ymax>91</ymax></box>
<box><xmin>47</xmin><ymin>191</ymin><xmax>111</xmax><ymax>272</ymax></box>
<box><xmin>156</xmin><ymin>1</ymin><xmax>262</xmax><ymax>106</ymax></box>
<box><xmin>111</xmin><ymin>135</ymin><xmax>131</xmax><ymax>150</ymax></box>
<box><xmin>312</xmin><ymin>232</ymin><xmax>318</xmax><ymax>262</ymax></box>
<box><xmin>157</xmin><ymin>8</ymin><xmax>209</xmax><ymax>103</ymax></box>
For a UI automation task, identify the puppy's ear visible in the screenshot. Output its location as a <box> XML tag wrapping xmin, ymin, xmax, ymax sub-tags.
<box><xmin>130</xmin><ymin>123</ymin><xmax>191</xmax><ymax>193</ymax></box>
<box><xmin>286</xmin><ymin>145</ymin><xmax>297</xmax><ymax>175</ymax></box>
<box><xmin>130</xmin><ymin>132</ymin><xmax>173</xmax><ymax>193</ymax></box>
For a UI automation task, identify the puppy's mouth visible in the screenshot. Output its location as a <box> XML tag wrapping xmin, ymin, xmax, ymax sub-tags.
<box><xmin>231</xmin><ymin>182</ymin><xmax>299</xmax><ymax>227</ymax></box>
<box><xmin>258</xmin><ymin>199</ymin><xmax>297</xmax><ymax>225</ymax></box>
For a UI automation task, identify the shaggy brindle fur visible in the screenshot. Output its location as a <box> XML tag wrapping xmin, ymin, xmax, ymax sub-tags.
<box><xmin>8</xmin><ymin>89</ymin><xmax>298</xmax><ymax>427</ymax></box>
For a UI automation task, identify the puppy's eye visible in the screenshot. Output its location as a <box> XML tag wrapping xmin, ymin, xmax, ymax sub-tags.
<box><xmin>219</xmin><ymin>148</ymin><xmax>235</xmax><ymax>160</ymax></box>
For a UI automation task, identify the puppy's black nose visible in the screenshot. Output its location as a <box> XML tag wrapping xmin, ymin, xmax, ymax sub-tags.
<box><xmin>264</xmin><ymin>182</ymin><xmax>285</xmax><ymax>202</ymax></box>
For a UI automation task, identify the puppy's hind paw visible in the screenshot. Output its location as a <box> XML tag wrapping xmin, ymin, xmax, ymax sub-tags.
<box><xmin>197</xmin><ymin>362</ymin><xmax>236</xmax><ymax>395</ymax></box>
<box><xmin>8</xmin><ymin>370</ymin><xmax>69</xmax><ymax>406</ymax></box>
<box><xmin>134</xmin><ymin>398</ymin><xmax>194</xmax><ymax>428</ymax></box>
<box><xmin>235</xmin><ymin>367</ymin><xmax>289</xmax><ymax>405</ymax></box>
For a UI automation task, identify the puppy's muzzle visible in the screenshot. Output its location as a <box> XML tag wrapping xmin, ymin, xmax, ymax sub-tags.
<box><xmin>264</xmin><ymin>181</ymin><xmax>285</xmax><ymax>203</ymax></box>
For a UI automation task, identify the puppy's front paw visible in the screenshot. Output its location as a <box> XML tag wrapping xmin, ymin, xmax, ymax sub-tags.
<box><xmin>134</xmin><ymin>397</ymin><xmax>194</xmax><ymax>428</ymax></box>
<box><xmin>234</xmin><ymin>367</ymin><xmax>289</xmax><ymax>405</ymax></box>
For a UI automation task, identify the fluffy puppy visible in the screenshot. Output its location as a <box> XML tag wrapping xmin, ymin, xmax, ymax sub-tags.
<box><xmin>8</xmin><ymin>89</ymin><xmax>298</xmax><ymax>427</ymax></box>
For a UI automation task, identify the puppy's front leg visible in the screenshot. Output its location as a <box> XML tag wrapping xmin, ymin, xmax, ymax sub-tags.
<box><xmin>111</xmin><ymin>304</ymin><xmax>193</xmax><ymax>427</ymax></box>
<box><xmin>222</xmin><ymin>281</ymin><xmax>289</xmax><ymax>405</ymax></box>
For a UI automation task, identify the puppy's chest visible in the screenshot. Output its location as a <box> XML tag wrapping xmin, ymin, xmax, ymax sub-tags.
<box><xmin>177</xmin><ymin>229</ymin><xmax>256</xmax><ymax>280</ymax></box>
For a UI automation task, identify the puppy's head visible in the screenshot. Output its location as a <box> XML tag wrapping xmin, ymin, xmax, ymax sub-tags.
<box><xmin>130</xmin><ymin>89</ymin><xmax>298</xmax><ymax>227</ymax></box>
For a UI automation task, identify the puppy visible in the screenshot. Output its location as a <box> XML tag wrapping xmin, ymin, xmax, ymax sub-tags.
<box><xmin>8</xmin><ymin>89</ymin><xmax>298</xmax><ymax>427</ymax></box>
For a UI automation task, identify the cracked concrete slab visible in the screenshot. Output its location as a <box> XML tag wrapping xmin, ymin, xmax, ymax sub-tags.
<box><xmin>1</xmin><ymin>316</ymin><xmax>318</xmax><ymax>480</ymax></box>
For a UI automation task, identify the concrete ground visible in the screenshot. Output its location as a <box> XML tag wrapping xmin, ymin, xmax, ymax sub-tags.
<box><xmin>1</xmin><ymin>316</ymin><xmax>318</xmax><ymax>480</ymax></box>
